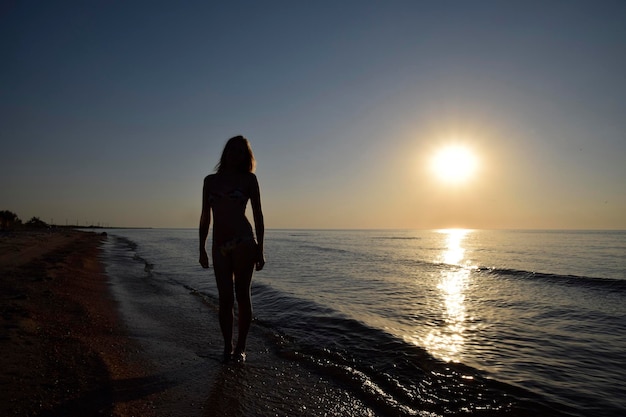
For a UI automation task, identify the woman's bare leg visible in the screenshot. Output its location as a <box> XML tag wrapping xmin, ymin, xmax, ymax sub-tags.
<box><xmin>232</xmin><ymin>240</ymin><xmax>257</xmax><ymax>357</ymax></box>
<box><xmin>212</xmin><ymin>249</ymin><xmax>235</xmax><ymax>358</ymax></box>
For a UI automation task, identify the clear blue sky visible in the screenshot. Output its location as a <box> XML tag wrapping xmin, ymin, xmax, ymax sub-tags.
<box><xmin>2</xmin><ymin>1</ymin><xmax>625</xmax><ymax>229</ymax></box>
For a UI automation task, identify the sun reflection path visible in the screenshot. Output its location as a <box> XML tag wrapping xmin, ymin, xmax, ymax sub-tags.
<box><xmin>423</xmin><ymin>229</ymin><xmax>473</xmax><ymax>362</ymax></box>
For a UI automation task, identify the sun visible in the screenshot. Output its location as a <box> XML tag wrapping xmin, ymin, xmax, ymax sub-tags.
<box><xmin>430</xmin><ymin>145</ymin><xmax>478</xmax><ymax>184</ymax></box>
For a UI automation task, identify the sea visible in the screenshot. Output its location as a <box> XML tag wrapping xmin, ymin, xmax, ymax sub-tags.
<box><xmin>97</xmin><ymin>228</ymin><xmax>626</xmax><ymax>417</ymax></box>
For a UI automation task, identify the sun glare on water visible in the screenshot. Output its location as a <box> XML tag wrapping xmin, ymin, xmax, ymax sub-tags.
<box><xmin>430</xmin><ymin>145</ymin><xmax>478</xmax><ymax>184</ymax></box>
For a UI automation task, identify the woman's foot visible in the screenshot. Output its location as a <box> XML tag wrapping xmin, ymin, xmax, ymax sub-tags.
<box><xmin>222</xmin><ymin>347</ymin><xmax>233</xmax><ymax>363</ymax></box>
<box><xmin>233</xmin><ymin>349</ymin><xmax>246</xmax><ymax>363</ymax></box>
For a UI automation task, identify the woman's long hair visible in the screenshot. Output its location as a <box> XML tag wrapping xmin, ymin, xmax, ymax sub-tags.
<box><xmin>215</xmin><ymin>135</ymin><xmax>256</xmax><ymax>173</ymax></box>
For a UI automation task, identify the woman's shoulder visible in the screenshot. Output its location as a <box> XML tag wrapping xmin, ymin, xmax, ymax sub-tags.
<box><xmin>203</xmin><ymin>173</ymin><xmax>219</xmax><ymax>186</ymax></box>
<box><xmin>243</xmin><ymin>172</ymin><xmax>259</xmax><ymax>186</ymax></box>
<box><xmin>204</xmin><ymin>172</ymin><xmax>255</xmax><ymax>185</ymax></box>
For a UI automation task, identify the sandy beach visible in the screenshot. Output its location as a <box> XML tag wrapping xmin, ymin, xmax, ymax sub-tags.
<box><xmin>0</xmin><ymin>229</ymin><xmax>158</xmax><ymax>416</ymax></box>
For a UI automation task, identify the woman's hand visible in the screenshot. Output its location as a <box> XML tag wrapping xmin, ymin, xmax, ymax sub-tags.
<box><xmin>255</xmin><ymin>247</ymin><xmax>265</xmax><ymax>271</ymax></box>
<box><xmin>199</xmin><ymin>249</ymin><xmax>210</xmax><ymax>268</ymax></box>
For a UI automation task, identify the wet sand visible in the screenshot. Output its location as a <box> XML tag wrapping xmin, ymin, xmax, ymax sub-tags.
<box><xmin>0</xmin><ymin>229</ymin><xmax>159</xmax><ymax>416</ymax></box>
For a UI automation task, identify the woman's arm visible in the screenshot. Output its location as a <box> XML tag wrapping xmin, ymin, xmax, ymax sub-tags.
<box><xmin>199</xmin><ymin>176</ymin><xmax>211</xmax><ymax>268</ymax></box>
<box><xmin>249</xmin><ymin>173</ymin><xmax>265</xmax><ymax>270</ymax></box>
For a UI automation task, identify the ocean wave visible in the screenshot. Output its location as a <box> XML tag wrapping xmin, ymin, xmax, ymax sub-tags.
<box><xmin>477</xmin><ymin>267</ymin><xmax>626</xmax><ymax>293</ymax></box>
<box><xmin>248</xmin><ymin>282</ymin><xmax>568</xmax><ymax>417</ymax></box>
<box><xmin>371</xmin><ymin>236</ymin><xmax>422</xmax><ymax>240</ymax></box>
<box><xmin>300</xmin><ymin>244</ymin><xmax>353</xmax><ymax>255</ymax></box>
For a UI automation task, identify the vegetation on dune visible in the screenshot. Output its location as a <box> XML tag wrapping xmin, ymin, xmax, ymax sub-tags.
<box><xmin>1</xmin><ymin>210</ymin><xmax>50</xmax><ymax>230</ymax></box>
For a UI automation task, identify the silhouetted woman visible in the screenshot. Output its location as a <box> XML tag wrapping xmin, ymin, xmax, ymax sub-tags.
<box><xmin>199</xmin><ymin>135</ymin><xmax>265</xmax><ymax>362</ymax></box>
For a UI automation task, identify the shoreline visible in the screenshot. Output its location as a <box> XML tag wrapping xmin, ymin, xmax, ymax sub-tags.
<box><xmin>0</xmin><ymin>229</ymin><xmax>158</xmax><ymax>416</ymax></box>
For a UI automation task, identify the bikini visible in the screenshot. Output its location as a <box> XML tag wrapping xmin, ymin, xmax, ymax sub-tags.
<box><xmin>208</xmin><ymin>187</ymin><xmax>248</xmax><ymax>207</ymax></box>
<box><xmin>217</xmin><ymin>236</ymin><xmax>256</xmax><ymax>256</ymax></box>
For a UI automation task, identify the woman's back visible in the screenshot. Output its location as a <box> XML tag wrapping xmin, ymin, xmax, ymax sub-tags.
<box><xmin>205</xmin><ymin>172</ymin><xmax>255</xmax><ymax>245</ymax></box>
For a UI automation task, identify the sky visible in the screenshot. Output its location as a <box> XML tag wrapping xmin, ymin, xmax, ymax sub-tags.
<box><xmin>2</xmin><ymin>0</ymin><xmax>625</xmax><ymax>229</ymax></box>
